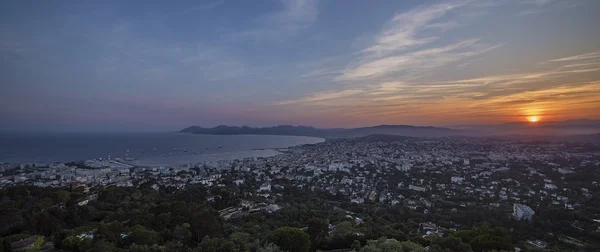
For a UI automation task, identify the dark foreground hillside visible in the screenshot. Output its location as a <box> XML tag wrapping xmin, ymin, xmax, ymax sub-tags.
<box><xmin>2</xmin><ymin>183</ymin><xmax>597</xmax><ymax>251</ymax></box>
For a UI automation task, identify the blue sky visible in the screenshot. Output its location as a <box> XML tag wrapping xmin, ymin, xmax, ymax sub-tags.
<box><xmin>1</xmin><ymin>0</ymin><xmax>599</xmax><ymax>131</ymax></box>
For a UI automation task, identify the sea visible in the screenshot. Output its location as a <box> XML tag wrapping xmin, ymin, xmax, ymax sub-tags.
<box><xmin>0</xmin><ymin>133</ymin><xmax>324</xmax><ymax>166</ymax></box>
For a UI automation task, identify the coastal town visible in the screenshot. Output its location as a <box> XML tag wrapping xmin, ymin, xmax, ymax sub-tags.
<box><xmin>2</xmin><ymin>135</ymin><xmax>600</xmax><ymax>250</ymax></box>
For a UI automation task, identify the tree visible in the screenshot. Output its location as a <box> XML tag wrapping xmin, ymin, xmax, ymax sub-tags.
<box><xmin>331</xmin><ymin>221</ymin><xmax>355</xmax><ymax>238</ymax></box>
<box><xmin>306</xmin><ymin>218</ymin><xmax>328</xmax><ymax>249</ymax></box>
<box><xmin>125</xmin><ymin>225</ymin><xmax>162</xmax><ymax>246</ymax></box>
<box><xmin>469</xmin><ymin>235</ymin><xmax>513</xmax><ymax>252</ymax></box>
<box><xmin>230</xmin><ymin>232</ymin><xmax>254</xmax><ymax>251</ymax></box>
<box><xmin>329</xmin><ymin>221</ymin><xmax>360</xmax><ymax>249</ymax></box>
<box><xmin>96</xmin><ymin>221</ymin><xmax>126</xmax><ymax>242</ymax></box>
<box><xmin>154</xmin><ymin>213</ymin><xmax>172</xmax><ymax>231</ymax></box>
<box><xmin>430</xmin><ymin>236</ymin><xmax>472</xmax><ymax>252</ymax></box>
<box><xmin>165</xmin><ymin>241</ymin><xmax>192</xmax><ymax>252</ymax></box>
<box><xmin>199</xmin><ymin>236</ymin><xmax>237</xmax><ymax>252</ymax></box>
<box><xmin>452</xmin><ymin>223</ymin><xmax>513</xmax><ymax>252</ymax></box>
<box><xmin>189</xmin><ymin>207</ymin><xmax>223</xmax><ymax>243</ymax></box>
<box><xmin>129</xmin><ymin>244</ymin><xmax>167</xmax><ymax>252</ymax></box>
<box><xmin>267</xmin><ymin>227</ymin><xmax>311</xmax><ymax>252</ymax></box>
<box><xmin>258</xmin><ymin>243</ymin><xmax>283</xmax><ymax>252</ymax></box>
<box><xmin>0</xmin><ymin>239</ymin><xmax>11</xmax><ymax>252</ymax></box>
<box><xmin>360</xmin><ymin>238</ymin><xmax>425</xmax><ymax>252</ymax></box>
<box><xmin>352</xmin><ymin>240</ymin><xmax>362</xmax><ymax>251</ymax></box>
<box><xmin>89</xmin><ymin>240</ymin><xmax>118</xmax><ymax>252</ymax></box>
<box><xmin>61</xmin><ymin>236</ymin><xmax>93</xmax><ymax>252</ymax></box>
<box><xmin>52</xmin><ymin>190</ymin><xmax>71</xmax><ymax>204</ymax></box>
<box><xmin>173</xmin><ymin>223</ymin><xmax>192</xmax><ymax>245</ymax></box>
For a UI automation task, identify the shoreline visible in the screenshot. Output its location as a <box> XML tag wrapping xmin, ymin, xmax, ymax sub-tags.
<box><xmin>0</xmin><ymin>134</ymin><xmax>325</xmax><ymax>167</ymax></box>
<box><xmin>129</xmin><ymin>149</ymin><xmax>285</xmax><ymax>167</ymax></box>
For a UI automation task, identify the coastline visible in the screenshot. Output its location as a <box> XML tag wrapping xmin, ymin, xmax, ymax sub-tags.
<box><xmin>0</xmin><ymin>133</ymin><xmax>325</xmax><ymax>167</ymax></box>
<box><xmin>130</xmin><ymin>149</ymin><xmax>284</xmax><ymax>167</ymax></box>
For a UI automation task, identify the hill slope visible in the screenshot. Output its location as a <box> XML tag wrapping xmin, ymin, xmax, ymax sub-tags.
<box><xmin>179</xmin><ymin>125</ymin><xmax>464</xmax><ymax>138</ymax></box>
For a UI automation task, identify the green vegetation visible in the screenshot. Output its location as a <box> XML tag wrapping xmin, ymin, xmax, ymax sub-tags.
<box><xmin>267</xmin><ymin>227</ymin><xmax>310</xmax><ymax>252</ymax></box>
<box><xmin>452</xmin><ymin>223</ymin><xmax>513</xmax><ymax>252</ymax></box>
<box><xmin>0</xmin><ymin>184</ymin><xmax>596</xmax><ymax>251</ymax></box>
<box><xmin>360</xmin><ymin>238</ymin><xmax>424</xmax><ymax>252</ymax></box>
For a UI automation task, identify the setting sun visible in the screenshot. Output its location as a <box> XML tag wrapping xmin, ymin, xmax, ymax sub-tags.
<box><xmin>527</xmin><ymin>116</ymin><xmax>540</xmax><ymax>123</ymax></box>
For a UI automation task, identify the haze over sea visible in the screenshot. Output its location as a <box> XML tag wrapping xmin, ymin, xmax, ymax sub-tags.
<box><xmin>0</xmin><ymin>133</ymin><xmax>324</xmax><ymax>165</ymax></box>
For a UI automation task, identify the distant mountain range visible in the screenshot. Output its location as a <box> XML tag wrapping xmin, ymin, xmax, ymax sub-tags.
<box><xmin>179</xmin><ymin>125</ymin><xmax>465</xmax><ymax>138</ymax></box>
<box><xmin>451</xmin><ymin>119</ymin><xmax>600</xmax><ymax>136</ymax></box>
<box><xmin>180</xmin><ymin>119</ymin><xmax>600</xmax><ymax>138</ymax></box>
<box><xmin>488</xmin><ymin>133</ymin><xmax>600</xmax><ymax>142</ymax></box>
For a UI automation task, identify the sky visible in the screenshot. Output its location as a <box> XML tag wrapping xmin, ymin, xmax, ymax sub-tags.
<box><xmin>1</xmin><ymin>0</ymin><xmax>599</xmax><ymax>131</ymax></box>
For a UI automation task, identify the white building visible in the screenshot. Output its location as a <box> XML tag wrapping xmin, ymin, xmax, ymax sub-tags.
<box><xmin>265</xmin><ymin>204</ymin><xmax>281</xmax><ymax>213</ymax></box>
<box><xmin>397</xmin><ymin>163</ymin><xmax>411</xmax><ymax>172</ymax></box>
<box><xmin>409</xmin><ymin>185</ymin><xmax>426</xmax><ymax>192</ymax></box>
<box><xmin>341</xmin><ymin>178</ymin><xmax>353</xmax><ymax>185</ymax></box>
<box><xmin>259</xmin><ymin>183</ymin><xmax>271</xmax><ymax>192</ymax></box>
<box><xmin>544</xmin><ymin>183</ymin><xmax>557</xmax><ymax>190</ymax></box>
<box><xmin>451</xmin><ymin>176</ymin><xmax>465</xmax><ymax>184</ymax></box>
<box><xmin>351</xmin><ymin>197</ymin><xmax>365</xmax><ymax>204</ymax></box>
<box><xmin>513</xmin><ymin>203</ymin><xmax>535</xmax><ymax>221</ymax></box>
<box><xmin>526</xmin><ymin>240</ymin><xmax>547</xmax><ymax>249</ymax></box>
<box><xmin>328</xmin><ymin>163</ymin><xmax>344</xmax><ymax>171</ymax></box>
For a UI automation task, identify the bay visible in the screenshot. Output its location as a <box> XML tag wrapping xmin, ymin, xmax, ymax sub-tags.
<box><xmin>0</xmin><ymin>133</ymin><xmax>324</xmax><ymax>165</ymax></box>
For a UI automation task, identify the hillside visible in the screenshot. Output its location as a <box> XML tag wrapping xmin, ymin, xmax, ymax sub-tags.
<box><xmin>179</xmin><ymin>124</ymin><xmax>465</xmax><ymax>138</ymax></box>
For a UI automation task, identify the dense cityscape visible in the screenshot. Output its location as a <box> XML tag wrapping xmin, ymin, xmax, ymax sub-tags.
<box><xmin>1</xmin><ymin>135</ymin><xmax>599</xmax><ymax>251</ymax></box>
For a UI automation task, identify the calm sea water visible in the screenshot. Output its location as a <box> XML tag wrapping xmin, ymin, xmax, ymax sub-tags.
<box><xmin>0</xmin><ymin>133</ymin><xmax>324</xmax><ymax>164</ymax></box>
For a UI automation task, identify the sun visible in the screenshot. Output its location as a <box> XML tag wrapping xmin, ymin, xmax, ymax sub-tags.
<box><xmin>527</xmin><ymin>116</ymin><xmax>540</xmax><ymax>123</ymax></box>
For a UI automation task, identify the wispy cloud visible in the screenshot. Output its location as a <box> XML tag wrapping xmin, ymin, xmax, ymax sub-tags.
<box><xmin>150</xmin><ymin>0</ymin><xmax>225</xmax><ymax>24</ymax></box>
<box><xmin>521</xmin><ymin>0</ymin><xmax>554</xmax><ymax>6</ymax></box>
<box><xmin>516</xmin><ymin>0</ymin><xmax>584</xmax><ymax>16</ymax></box>
<box><xmin>275</xmin><ymin>49</ymin><xmax>600</xmax><ymax>124</ymax></box>
<box><xmin>185</xmin><ymin>0</ymin><xmax>225</xmax><ymax>12</ymax></box>
<box><xmin>516</xmin><ymin>9</ymin><xmax>547</xmax><ymax>16</ymax></box>
<box><xmin>96</xmin><ymin>23</ymin><xmax>248</xmax><ymax>82</ymax></box>
<box><xmin>466</xmin><ymin>81</ymin><xmax>600</xmax><ymax>118</ymax></box>
<box><xmin>547</xmin><ymin>51</ymin><xmax>600</xmax><ymax>62</ymax></box>
<box><xmin>3</xmin><ymin>0</ymin><xmax>598</xmax><ymax>128</ymax></box>
<box><xmin>338</xmin><ymin>39</ymin><xmax>500</xmax><ymax>81</ymax></box>
<box><xmin>361</xmin><ymin>2</ymin><xmax>461</xmax><ymax>56</ymax></box>
<box><xmin>300</xmin><ymin>68</ymin><xmax>342</xmax><ymax>78</ymax></box>
<box><xmin>268</xmin><ymin>0</ymin><xmax>598</xmax><ymax>125</ymax></box>
<box><xmin>334</xmin><ymin>2</ymin><xmax>499</xmax><ymax>82</ymax></box>
<box><xmin>275</xmin><ymin>89</ymin><xmax>364</xmax><ymax>105</ymax></box>
<box><xmin>559</xmin><ymin>62</ymin><xmax>600</xmax><ymax>69</ymax></box>
<box><xmin>425</xmin><ymin>21</ymin><xmax>459</xmax><ymax>31</ymax></box>
<box><xmin>234</xmin><ymin>0</ymin><xmax>318</xmax><ymax>41</ymax></box>
<box><xmin>437</xmin><ymin>67</ymin><xmax>600</xmax><ymax>87</ymax></box>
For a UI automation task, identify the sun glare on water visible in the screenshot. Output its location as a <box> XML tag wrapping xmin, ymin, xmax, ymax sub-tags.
<box><xmin>527</xmin><ymin>116</ymin><xmax>540</xmax><ymax>123</ymax></box>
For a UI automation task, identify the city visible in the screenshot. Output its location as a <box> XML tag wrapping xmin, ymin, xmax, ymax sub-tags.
<box><xmin>2</xmin><ymin>0</ymin><xmax>600</xmax><ymax>251</ymax></box>
<box><xmin>2</xmin><ymin>135</ymin><xmax>599</xmax><ymax>251</ymax></box>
